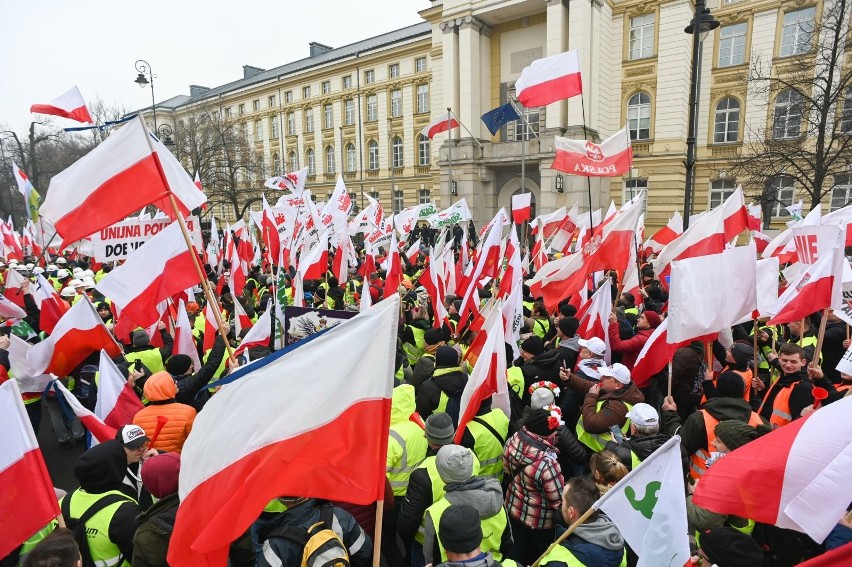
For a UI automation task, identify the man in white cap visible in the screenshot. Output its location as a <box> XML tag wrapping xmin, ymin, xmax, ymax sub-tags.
<box><xmin>559</xmin><ymin>362</ymin><xmax>645</xmax><ymax>452</ymax></box>
<box><xmin>556</xmin><ymin>336</ymin><xmax>607</xmax><ymax>432</ymax></box>
<box><xmin>603</xmin><ymin>402</ymin><xmax>680</xmax><ymax>471</ymax></box>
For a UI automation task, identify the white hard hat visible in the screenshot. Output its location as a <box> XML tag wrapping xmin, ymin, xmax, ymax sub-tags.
<box><xmin>46</xmin><ymin>264</ymin><xmax>58</xmax><ymax>271</ymax></box>
<box><xmin>33</xmin><ymin>267</ymin><xmax>45</xmax><ymax>275</ymax></box>
<box><xmin>8</xmin><ymin>260</ymin><xmax>18</xmax><ymax>266</ymax></box>
<box><xmin>82</xmin><ymin>269</ymin><xmax>94</xmax><ymax>278</ymax></box>
<box><xmin>70</xmin><ymin>278</ymin><xmax>85</xmax><ymax>288</ymax></box>
<box><xmin>82</xmin><ymin>277</ymin><xmax>96</xmax><ymax>289</ymax></box>
<box><xmin>72</xmin><ymin>267</ymin><xmax>83</xmax><ymax>275</ymax></box>
<box><xmin>56</xmin><ymin>269</ymin><xmax>71</xmax><ymax>279</ymax></box>
<box><xmin>60</xmin><ymin>286</ymin><xmax>77</xmax><ymax>298</ymax></box>
<box><xmin>14</xmin><ymin>265</ymin><xmax>27</xmax><ymax>272</ymax></box>
<box><xmin>25</xmin><ymin>263</ymin><xmax>34</xmax><ymax>270</ymax></box>
<box><xmin>55</xmin><ymin>257</ymin><xmax>67</xmax><ymax>265</ymax></box>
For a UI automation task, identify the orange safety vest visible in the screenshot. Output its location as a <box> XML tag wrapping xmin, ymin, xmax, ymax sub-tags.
<box><xmin>689</xmin><ymin>409</ymin><xmax>763</xmax><ymax>480</ymax></box>
<box><xmin>701</xmin><ymin>367</ymin><xmax>753</xmax><ymax>404</ymax></box>
<box><xmin>758</xmin><ymin>380</ymin><xmax>802</xmax><ymax>428</ymax></box>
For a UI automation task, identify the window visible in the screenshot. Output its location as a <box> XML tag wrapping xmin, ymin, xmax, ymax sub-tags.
<box><xmin>368</xmin><ymin>140</ymin><xmax>379</xmax><ymax>170</ymax></box>
<box><xmin>629</xmin><ymin>14</ymin><xmax>655</xmax><ymax>60</ymax></box>
<box><xmin>624</xmin><ymin>178</ymin><xmax>648</xmax><ymax>204</ymax></box>
<box><xmin>718</xmin><ymin>23</ymin><xmax>747</xmax><ymax>67</ymax></box>
<box><xmin>284</xmin><ymin>90</ymin><xmax>293</xmax><ymax>103</ymax></box>
<box><xmin>770</xmin><ymin>175</ymin><xmax>795</xmax><ymax>217</ymax></box>
<box><xmin>287</xmin><ymin>112</ymin><xmax>296</xmax><ymax>136</ymax></box>
<box><xmin>240</xmin><ymin>122</ymin><xmax>248</xmax><ymax>140</ymax></box>
<box><xmin>831</xmin><ymin>175</ymin><xmax>852</xmax><ymax>211</ymax></box>
<box><xmin>272</xmin><ymin>152</ymin><xmax>280</xmax><ymax>175</ymax></box>
<box><xmin>418</xmin><ymin>189</ymin><xmax>431</xmax><ymax>204</ymax></box>
<box><xmin>391</xmin><ymin>137</ymin><xmax>403</xmax><ymax>168</ymax></box>
<box><xmin>289</xmin><ymin>151</ymin><xmax>298</xmax><ymax>172</ymax></box>
<box><xmin>393</xmin><ymin>189</ymin><xmax>404</xmax><ymax>214</ymax></box>
<box><xmin>324</xmin><ymin>104</ymin><xmax>333</xmax><ymax>129</ymax></box>
<box><xmin>709</xmin><ymin>179</ymin><xmax>736</xmax><ymax>209</ymax></box>
<box><xmin>238</xmin><ymin>103</ymin><xmax>245</xmax><ymax>116</ymax></box>
<box><xmin>780</xmin><ymin>7</ymin><xmax>815</xmax><ymax>57</ymax></box>
<box><xmin>369</xmin><ymin>190</ymin><xmax>379</xmax><ymax>201</ymax></box>
<box><xmin>344</xmin><ymin>99</ymin><xmax>354</xmax><ymax>125</ymax></box>
<box><xmin>389</xmin><ymin>64</ymin><xmax>400</xmax><ymax>79</ymax></box>
<box><xmin>841</xmin><ymin>88</ymin><xmax>852</xmax><ymax>134</ymax></box>
<box><xmin>366</xmin><ymin>94</ymin><xmax>378</xmax><ymax>121</ymax></box>
<box><xmin>322</xmin><ymin>81</ymin><xmax>331</xmax><ymax>95</ymax></box>
<box><xmin>256</xmin><ymin>154</ymin><xmax>265</xmax><ymax>178</ymax></box>
<box><xmin>303</xmin><ymin>86</ymin><xmax>311</xmax><ymax>99</ymax></box>
<box><xmin>346</xmin><ymin>143</ymin><xmax>356</xmax><ymax>172</ymax></box>
<box><xmin>270</xmin><ymin>115</ymin><xmax>279</xmax><ymax>139</ymax></box>
<box><xmin>268</xmin><ymin>95</ymin><xmax>276</xmax><ymax>108</ymax></box>
<box><xmin>306</xmin><ymin>148</ymin><xmax>316</xmax><ymax>175</ymax></box>
<box><xmin>714</xmin><ymin>97</ymin><xmax>740</xmax><ymax>143</ymax></box>
<box><xmin>773</xmin><ymin>88</ymin><xmax>803</xmax><ymax>139</ymax></box>
<box><xmin>416</xmin><ymin>84</ymin><xmax>429</xmax><ymax>114</ymax></box>
<box><xmin>305</xmin><ymin>108</ymin><xmax>314</xmax><ymax>133</ymax></box>
<box><xmin>415</xmin><ymin>57</ymin><xmax>427</xmax><ymax>73</ymax></box>
<box><xmin>418</xmin><ymin>135</ymin><xmax>430</xmax><ymax>166</ymax></box>
<box><xmin>343</xmin><ymin>75</ymin><xmax>352</xmax><ymax>89</ymax></box>
<box><xmin>253</xmin><ymin>100</ymin><xmax>260</xmax><ymax>112</ymax></box>
<box><xmin>390</xmin><ymin>90</ymin><xmax>402</xmax><ymax>118</ymax></box>
<box><xmin>224</xmin><ymin>107</ymin><xmax>232</xmax><ymax>118</ymax></box>
<box><xmin>627</xmin><ymin>92</ymin><xmax>651</xmax><ymax>140</ymax></box>
<box><xmin>364</xmin><ymin>69</ymin><xmax>375</xmax><ymax>84</ymax></box>
<box><xmin>325</xmin><ymin>146</ymin><xmax>335</xmax><ymax>173</ymax></box>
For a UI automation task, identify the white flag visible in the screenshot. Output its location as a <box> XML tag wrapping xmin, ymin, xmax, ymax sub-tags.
<box><xmin>597</xmin><ymin>436</ymin><xmax>690</xmax><ymax>567</ymax></box>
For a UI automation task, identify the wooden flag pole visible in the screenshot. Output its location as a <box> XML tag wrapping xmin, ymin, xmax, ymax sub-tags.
<box><xmin>667</xmin><ymin>360</ymin><xmax>673</xmax><ymax>398</ymax></box>
<box><xmin>372</xmin><ymin>500</ymin><xmax>385</xmax><ymax>567</ymax></box>
<box><xmin>811</xmin><ymin>308</ymin><xmax>830</xmax><ymax>369</ymax></box>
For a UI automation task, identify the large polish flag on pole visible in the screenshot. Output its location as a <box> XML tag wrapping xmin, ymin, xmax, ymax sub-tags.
<box><xmin>30</xmin><ymin>85</ymin><xmax>93</xmax><ymax>124</ymax></box>
<box><xmin>53</xmin><ymin>380</ymin><xmax>117</xmax><ymax>443</ymax></box>
<box><xmin>421</xmin><ymin>111</ymin><xmax>460</xmax><ymax>139</ymax></box>
<box><xmin>767</xmin><ymin>241</ymin><xmax>844</xmax><ymax>325</ymax></box>
<box><xmin>552</xmin><ymin>126</ymin><xmax>633</xmax><ymax>177</ymax></box>
<box><xmin>27</xmin><ymin>297</ymin><xmax>122</xmax><ymax>377</ymax></box>
<box><xmin>515</xmin><ymin>50</ymin><xmax>582</xmax><ymax>107</ymax></box>
<box><xmin>694</xmin><ymin>396</ymin><xmax>852</xmax><ymax>543</ymax></box>
<box><xmin>0</xmin><ymin>380</ymin><xmax>60</xmax><ymax>559</ymax></box>
<box><xmin>39</xmin><ymin>115</ymin><xmax>207</xmax><ymax>248</ymax></box>
<box><xmin>96</xmin><ymin>221</ymin><xmax>200</xmax><ymax>329</ymax></box>
<box><xmin>168</xmin><ymin>295</ymin><xmax>400</xmax><ymax>567</ymax></box>
<box><xmin>94</xmin><ymin>350</ymin><xmax>144</xmax><ymax>430</ymax></box>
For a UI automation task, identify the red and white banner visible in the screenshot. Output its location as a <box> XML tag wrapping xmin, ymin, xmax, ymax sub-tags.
<box><xmin>643</xmin><ymin>212</ymin><xmax>683</xmax><ymax>257</ymax></box>
<box><xmin>29</xmin><ymin>85</ymin><xmax>93</xmax><ymax>124</ymax></box>
<box><xmin>168</xmin><ymin>295</ymin><xmax>399</xmax><ymax>567</ymax></box>
<box><xmin>511</xmin><ymin>192</ymin><xmax>532</xmax><ymax>224</ymax></box>
<box><xmin>94</xmin><ymin>350</ymin><xmax>144</xmax><ymax>430</ymax></box>
<box><xmin>515</xmin><ymin>50</ymin><xmax>582</xmax><ymax>107</ymax></box>
<box><xmin>552</xmin><ymin>125</ymin><xmax>632</xmax><ymax>177</ymax></box>
<box><xmin>421</xmin><ymin>111</ymin><xmax>459</xmax><ymax>139</ymax></box>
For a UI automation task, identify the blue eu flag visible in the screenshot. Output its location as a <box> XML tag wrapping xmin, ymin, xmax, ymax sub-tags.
<box><xmin>481</xmin><ymin>103</ymin><xmax>521</xmax><ymax>136</ymax></box>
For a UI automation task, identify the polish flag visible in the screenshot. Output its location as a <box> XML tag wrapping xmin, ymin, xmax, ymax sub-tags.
<box><xmin>511</xmin><ymin>192</ymin><xmax>532</xmax><ymax>224</ymax></box>
<box><xmin>753</xmin><ymin>231</ymin><xmax>772</xmax><ymax>254</ymax></box>
<box><xmin>0</xmin><ymin>380</ymin><xmax>60</xmax><ymax>559</ymax></box>
<box><xmin>497</xmin><ymin>228</ymin><xmax>523</xmax><ymax>299</ymax></box>
<box><xmin>405</xmin><ymin>238</ymin><xmax>422</xmax><ymax>265</ymax></box>
<box><xmin>7</xmin><ymin>335</ymin><xmax>52</xmax><ymax>395</ymax></box>
<box><xmin>579</xmin><ymin>193</ymin><xmax>644</xmax><ymax>275</ymax></box>
<box><xmin>27</xmin><ymin>298</ymin><xmax>121</xmax><ymax>377</ymax></box>
<box><xmin>233</xmin><ymin>305</ymin><xmax>272</xmax><ymax>359</ymax></box>
<box><xmin>721</xmin><ymin>186</ymin><xmax>749</xmax><ymax>241</ymax></box>
<box><xmin>762</xmin><ymin>205</ymin><xmax>822</xmax><ymax>262</ymax></box>
<box><xmin>528</xmin><ymin>252</ymin><xmax>586</xmax><ymax>312</ymax></box>
<box><xmin>822</xmin><ymin>202</ymin><xmax>852</xmax><ymax>247</ymax></box>
<box><xmin>654</xmin><ymin>200</ymin><xmax>727</xmax><ymax>284</ymax></box>
<box><xmin>359</xmin><ymin>272</ymin><xmax>372</xmax><ymax>313</ymax></box>
<box><xmin>194</xmin><ymin>171</ymin><xmax>203</xmax><ymax>191</ymax></box>
<box><xmin>631</xmin><ymin>319</ymin><xmax>677</xmax><ymax>386</ymax></box>
<box><xmin>532</xmin><ymin>206</ymin><xmax>576</xmax><ymax>240</ymax></box>
<box><xmin>30</xmin><ymin>85</ymin><xmax>93</xmax><ymax>124</ymax></box>
<box><xmin>94</xmin><ymin>350</ymin><xmax>144</xmax><ymax>430</ymax></box>
<box><xmin>767</xmin><ymin>244</ymin><xmax>843</xmax><ymax>325</ymax></box>
<box><xmin>167</xmin><ymin>295</ymin><xmax>399</xmax><ymax>567</ymax></box>
<box><xmin>174</xmin><ymin>301</ymin><xmax>202</xmax><ymax>372</ymax></box>
<box><xmin>298</xmin><ymin>228</ymin><xmax>329</xmax><ymax>281</ymax></box>
<box><xmin>232</xmin><ymin>298</ymin><xmax>253</xmax><ymax>337</ymax></box>
<box><xmin>694</xmin><ymin>396</ymin><xmax>852</xmax><ymax>543</ymax></box>
<box><xmin>552</xmin><ymin>126</ymin><xmax>632</xmax><ymax>177</ymax></box>
<box><xmin>265</xmin><ymin>167</ymin><xmax>309</xmax><ymax>197</ymax></box>
<box><xmin>454</xmin><ymin>304</ymin><xmax>510</xmax><ymax>443</ymax></box>
<box><xmin>382</xmin><ymin>230</ymin><xmax>403</xmax><ymax>299</ymax></box>
<box><xmin>40</xmin><ymin>116</ymin><xmax>206</xmax><ymax>248</ymax></box>
<box><xmin>0</xmin><ymin>293</ymin><xmax>25</xmax><ymax>319</ymax></box>
<box><xmin>260</xmin><ymin>195</ymin><xmax>281</xmax><ymax>267</ymax></box>
<box><xmin>52</xmin><ymin>380</ymin><xmax>117</xmax><ymax>442</ymax></box>
<box><xmin>577</xmin><ymin>278</ymin><xmax>612</xmax><ymax>345</ymax></box>
<box><xmin>421</xmin><ymin>248</ymin><xmax>448</xmax><ymax>328</ymax></box>
<box><xmin>421</xmin><ymin>111</ymin><xmax>459</xmax><ymax>139</ymax></box>
<box><xmin>515</xmin><ymin>50</ymin><xmax>582</xmax><ymax>107</ymax></box>
<box><xmin>96</xmin><ymin>221</ymin><xmax>200</xmax><ymax>329</ymax></box>
<box><xmin>202</xmin><ymin>301</ymin><xmax>218</xmax><ymax>353</ymax></box>
<box><xmin>333</xmin><ymin>234</ymin><xmax>355</xmax><ymax>285</ymax></box>
<box><xmin>643</xmin><ymin>212</ymin><xmax>683</xmax><ymax>257</ymax></box>
<box><xmin>747</xmin><ymin>203</ymin><xmax>763</xmax><ymax>231</ymax></box>
<box><xmin>457</xmin><ymin>210</ymin><xmax>507</xmax><ymax>325</ymax></box>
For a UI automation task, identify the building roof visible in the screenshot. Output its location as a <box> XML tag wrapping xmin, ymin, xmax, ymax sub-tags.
<box><xmin>144</xmin><ymin>21</ymin><xmax>431</xmax><ymax>113</ymax></box>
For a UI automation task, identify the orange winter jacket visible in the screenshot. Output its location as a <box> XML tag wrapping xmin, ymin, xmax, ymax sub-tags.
<box><xmin>133</xmin><ymin>371</ymin><xmax>196</xmax><ymax>453</ymax></box>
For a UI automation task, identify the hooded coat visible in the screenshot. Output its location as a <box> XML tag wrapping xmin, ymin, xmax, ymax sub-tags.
<box><xmin>544</xmin><ymin>514</ymin><xmax>625</xmax><ymax>567</ymax></box>
<box><xmin>670</xmin><ymin>396</ymin><xmax>766</xmax><ymax>457</ymax></box>
<box><xmin>417</xmin><ymin>365</ymin><xmax>467</xmax><ymax>425</ymax></box>
<box><xmin>133</xmin><ymin>371</ymin><xmax>196</xmax><ymax>453</ymax></box>
<box><xmin>503</xmin><ymin>429</ymin><xmax>564</xmax><ymax>530</ymax></box>
<box><xmin>563</xmin><ymin>372</ymin><xmax>645</xmax><ymax>434</ymax></box>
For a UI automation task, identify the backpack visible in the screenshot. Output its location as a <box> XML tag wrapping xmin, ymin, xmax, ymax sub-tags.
<box><xmin>262</xmin><ymin>503</ymin><xmax>350</xmax><ymax>567</ymax></box>
<box><xmin>61</xmin><ymin>492</ymin><xmax>132</xmax><ymax>567</ymax></box>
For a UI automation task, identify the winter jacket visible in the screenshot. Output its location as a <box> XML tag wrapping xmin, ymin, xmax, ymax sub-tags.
<box><xmin>669</xmin><ymin>342</ymin><xmax>705</xmax><ymax>422</ymax></box>
<box><xmin>675</xmin><ymin>397</ymin><xmax>766</xmax><ymax>457</ymax></box>
<box><xmin>174</xmin><ymin>334</ymin><xmax>227</xmax><ymax>411</ymax></box>
<box><xmin>423</xmin><ymin>477</ymin><xmax>512</xmax><ymax>565</ymax></box>
<box><xmin>410</xmin><ymin>352</ymin><xmax>436</xmax><ymax>393</ymax></box>
<box><xmin>606</xmin><ymin>321</ymin><xmax>655</xmax><ymax>384</ymax></box>
<box><xmin>542</xmin><ymin>514</ymin><xmax>625</xmax><ymax>567</ymax></box>
<box><xmin>416</xmin><ymin>366</ymin><xmax>467</xmax><ymax>424</ymax></box>
<box><xmin>397</xmin><ymin>447</ymin><xmax>441</xmax><ymax>545</ymax></box>
<box><xmin>518</xmin><ymin>350</ymin><xmax>564</xmax><ymax>401</ymax></box>
<box><xmin>758</xmin><ymin>369</ymin><xmax>814</xmax><ymax>425</ymax></box>
<box><xmin>436</xmin><ymin>552</ymin><xmax>501</xmax><ymax>567</ymax></box>
<box><xmin>604</xmin><ymin>431</ymin><xmax>688</xmax><ymax>472</ymax></box>
<box><xmin>563</xmin><ymin>372</ymin><xmax>645</xmax><ymax>434</ymax></box>
<box><xmin>132</xmin><ymin>493</ymin><xmax>178</xmax><ymax>567</ymax></box>
<box><xmin>515</xmin><ymin>410</ymin><xmax>588</xmax><ymax>472</ymax></box>
<box><xmin>133</xmin><ymin>371</ymin><xmax>196</xmax><ymax>453</ymax></box>
<box><xmin>333</xmin><ymin>478</ymin><xmax>394</xmax><ymax>539</ymax></box>
<box><xmin>821</xmin><ymin>321</ymin><xmax>847</xmax><ymax>383</ymax></box>
<box><xmin>503</xmin><ymin>428</ymin><xmax>564</xmax><ymax>530</ymax></box>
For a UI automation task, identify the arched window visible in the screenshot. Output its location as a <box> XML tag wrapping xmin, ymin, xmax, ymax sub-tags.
<box><xmin>272</xmin><ymin>152</ymin><xmax>280</xmax><ymax>175</ymax></box>
<box><xmin>418</xmin><ymin>135</ymin><xmax>430</xmax><ymax>166</ymax></box>
<box><xmin>368</xmin><ymin>140</ymin><xmax>379</xmax><ymax>170</ymax></box>
<box><xmin>773</xmin><ymin>88</ymin><xmax>803</xmax><ymax>139</ymax></box>
<box><xmin>325</xmin><ymin>146</ymin><xmax>335</xmax><ymax>174</ymax></box>
<box><xmin>288</xmin><ymin>151</ymin><xmax>298</xmax><ymax>172</ymax></box>
<box><xmin>346</xmin><ymin>143</ymin><xmax>356</xmax><ymax>172</ymax></box>
<box><xmin>627</xmin><ymin>92</ymin><xmax>651</xmax><ymax>140</ymax></box>
<box><xmin>713</xmin><ymin>97</ymin><xmax>740</xmax><ymax>143</ymax></box>
<box><xmin>306</xmin><ymin>148</ymin><xmax>315</xmax><ymax>175</ymax></box>
<box><xmin>391</xmin><ymin>136</ymin><xmax>403</xmax><ymax>169</ymax></box>
<box><xmin>769</xmin><ymin>175</ymin><xmax>795</xmax><ymax>218</ymax></box>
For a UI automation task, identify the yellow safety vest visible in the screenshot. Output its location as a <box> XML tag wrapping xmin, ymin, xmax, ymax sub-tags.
<box><xmin>124</xmin><ymin>348</ymin><xmax>165</xmax><ymax>375</ymax></box>
<box><xmin>540</xmin><ymin>540</ymin><xmax>627</xmax><ymax>567</ymax></box>
<box><xmin>576</xmin><ymin>401</ymin><xmax>634</xmax><ymax>452</ymax></box>
<box><xmin>386</xmin><ymin>422</ymin><xmax>428</xmax><ymax>496</ymax></box>
<box><xmin>427</xmin><ymin>496</ymin><xmax>508</xmax><ymax>563</ymax></box>
<box><xmin>61</xmin><ymin>489</ymin><xmax>136</xmax><ymax>567</ymax></box>
<box><xmin>466</xmin><ymin>409</ymin><xmax>509</xmax><ymax>480</ymax></box>
<box><xmin>403</xmin><ymin>325</ymin><xmax>428</xmax><ymax>365</ymax></box>
<box><xmin>506</xmin><ymin>367</ymin><xmax>524</xmax><ymax>399</ymax></box>
<box><xmin>413</xmin><ymin>456</ymin><xmax>445</xmax><ymax>545</ymax></box>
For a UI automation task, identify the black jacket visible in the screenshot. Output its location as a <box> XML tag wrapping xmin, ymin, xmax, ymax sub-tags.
<box><xmin>675</xmin><ymin>397</ymin><xmax>766</xmax><ymax>457</ymax></box>
<box><xmin>175</xmin><ymin>334</ymin><xmax>227</xmax><ymax>411</ymax></box>
<box><xmin>397</xmin><ymin>447</ymin><xmax>441</xmax><ymax>548</ymax></box>
<box><xmin>821</xmin><ymin>321</ymin><xmax>848</xmax><ymax>383</ymax></box>
<box><xmin>132</xmin><ymin>493</ymin><xmax>179</xmax><ymax>567</ymax></box>
<box><xmin>416</xmin><ymin>367</ymin><xmax>467</xmax><ymax>425</ymax></box>
<box><xmin>758</xmin><ymin>369</ymin><xmax>813</xmax><ymax>424</ymax></box>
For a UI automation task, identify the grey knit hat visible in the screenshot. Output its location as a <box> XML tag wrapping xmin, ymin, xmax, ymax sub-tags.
<box><xmin>436</xmin><ymin>445</ymin><xmax>474</xmax><ymax>484</ymax></box>
<box><xmin>424</xmin><ymin>412</ymin><xmax>455</xmax><ymax>446</ymax></box>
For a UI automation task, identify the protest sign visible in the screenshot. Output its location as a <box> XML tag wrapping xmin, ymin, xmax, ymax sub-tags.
<box><xmin>92</xmin><ymin>216</ymin><xmax>202</xmax><ymax>261</ymax></box>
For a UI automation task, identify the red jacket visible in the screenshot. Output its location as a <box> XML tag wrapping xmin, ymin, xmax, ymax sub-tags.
<box><xmin>607</xmin><ymin>322</ymin><xmax>654</xmax><ymax>387</ymax></box>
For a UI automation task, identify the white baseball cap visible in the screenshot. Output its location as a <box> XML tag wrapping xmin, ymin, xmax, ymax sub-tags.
<box><xmin>578</xmin><ymin>337</ymin><xmax>606</xmax><ymax>356</ymax></box>
<box><xmin>599</xmin><ymin>362</ymin><xmax>631</xmax><ymax>385</ymax></box>
<box><xmin>118</xmin><ymin>424</ymin><xmax>150</xmax><ymax>449</ymax></box>
<box><xmin>626</xmin><ymin>403</ymin><xmax>659</xmax><ymax>426</ymax></box>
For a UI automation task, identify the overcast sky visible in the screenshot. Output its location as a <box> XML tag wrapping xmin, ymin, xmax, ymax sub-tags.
<box><xmin>0</xmin><ymin>0</ymin><xmax>430</xmax><ymax>134</ymax></box>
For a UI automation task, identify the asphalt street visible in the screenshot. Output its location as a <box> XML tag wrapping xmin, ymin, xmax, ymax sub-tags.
<box><xmin>36</xmin><ymin>409</ymin><xmax>85</xmax><ymax>494</ymax></box>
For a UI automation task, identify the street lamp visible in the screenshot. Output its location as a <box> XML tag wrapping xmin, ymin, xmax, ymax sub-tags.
<box><xmin>555</xmin><ymin>173</ymin><xmax>564</xmax><ymax>193</ymax></box>
<box><xmin>157</xmin><ymin>124</ymin><xmax>174</xmax><ymax>147</ymax></box>
<box><xmin>134</xmin><ymin>59</ymin><xmax>157</xmax><ymax>130</ymax></box>
<box><xmin>682</xmin><ymin>0</ymin><xmax>719</xmax><ymax>229</ymax></box>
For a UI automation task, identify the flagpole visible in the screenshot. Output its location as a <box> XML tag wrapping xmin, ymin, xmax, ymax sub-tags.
<box><xmin>580</xmin><ymin>97</ymin><xmax>595</xmax><ymax>232</ymax></box>
<box><xmin>449</xmin><ymin>110</ymin><xmax>485</xmax><ymax>150</ymax></box>
<box><xmin>372</xmin><ymin>499</ymin><xmax>385</xmax><ymax>567</ymax></box>
<box><xmin>520</xmin><ymin>106</ymin><xmax>529</xmax><ymax>251</ymax></box>
<box><xmin>447</xmin><ymin>108</ymin><xmax>454</xmax><ymax>209</ymax></box>
<box><xmin>811</xmin><ymin>308</ymin><xmax>830</xmax><ymax>369</ymax></box>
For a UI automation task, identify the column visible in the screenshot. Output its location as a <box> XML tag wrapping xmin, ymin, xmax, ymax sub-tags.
<box><xmin>459</xmin><ymin>16</ymin><xmax>483</xmax><ymax>139</ymax></box>
<box><xmin>440</xmin><ymin>20</ymin><xmax>460</xmax><ymax>119</ymax></box>
<box><xmin>546</xmin><ymin>0</ymin><xmax>570</xmax><ymax>131</ymax></box>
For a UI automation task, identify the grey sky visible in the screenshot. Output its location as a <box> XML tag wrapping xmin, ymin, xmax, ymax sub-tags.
<box><xmin>0</xmin><ymin>0</ymin><xmax>430</xmax><ymax>134</ymax></box>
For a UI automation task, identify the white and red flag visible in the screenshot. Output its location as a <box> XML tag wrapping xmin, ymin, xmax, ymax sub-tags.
<box><xmin>233</xmin><ymin>305</ymin><xmax>272</xmax><ymax>360</ymax></box>
<box><xmin>52</xmin><ymin>380</ymin><xmax>117</xmax><ymax>442</ymax></box>
<box><xmin>94</xmin><ymin>350</ymin><xmax>144</xmax><ymax>430</ymax></box>
<box><xmin>39</xmin><ymin>116</ymin><xmax>206</xmax><ymax>248</ymax></box>
<box><xmin>297</xmin><ymin>228</ymin><xmax>329</xmax><ymax>281</ymax></box>
<box><xmin>202</xmin><ymin>301</ymin><xmax>219</xmax><ymax>353</ymax></box>
<box><xmin>511</xmin><ymin>192</ymin><xmax>532</xmax><ymax>224</ymax></box>
<box><xmin>421</xmin><ymin>111</ymin><xmax>459</xmax><ymax>139</ymax></box>
<box><xmin>631</xmin><ymin>319</ymin><xmax>677</xmax><ymax>386</ymax></box>
<box><xmin>0</xmin><ymin>380</ymin><xmax>60</xmax><ymax>559</ymax></box>
<box><xmin>232</xmin><ymin>297</ymin><xmax>253</xmax><ymax>337</ymax></box>
<box><xmin>382</xmin><ymin>229</ymin><xmax>404</xmax><ymax>299</ymax></box>
<box><xmin>32</xmin><ymin>274</ymin><xmax>69</xmax><ymax>336</ymax></box>
<box><xmin>404</xmin><ymin>238</ymin><xmax>422</xmax><ymax>265</ymax></box>
<box><xmin>0</xmin><ymin>293</ymin><xmax>25</xmax><ymax>320</ymax></box>
<box><xmin>27</xmin><ymin>298</ymin><xmax>121</xmax><ymax>377</ymax></box>
<box><xmin>497</xmin><ymin>228</ymin><xmax>523</xmax><ymax>299</ymax></box>
<box><xmin>457</xmin><ymin>209</ymin><xmax>507</xmax><ymax>324</ymax></box>
<box><xmin>642</xmin><ymin>212</ymin><xmax>683</xmax><ymax>257</ymax></box>
<box><xmin>720</xmin><ymin>185</ymin><xmax>749</xmax><ymax>241</ymax></box>
<box><xmin>576</xmin><ymin>278</ymin><xmax>612</xmax><ymax>352</ymax></box>
<box><xmin>747</xmin><ymin>203</ymin><xmax>763</xmax><ymax>231</ymax></box>
<box><xmin>753</xmin><ymin>230</ymin><xmax>772</xmax><ymax>254</ymax></box>
<box><xmin>96</xmin><ymin>221</ymin><xmax>200</xmax><ymax>329</ymax></box>
<box><xmin>174</xmin><ymin>301</ymin><xmax>202</xmax><ymax>373</ymax></box>
<box><xmin>580</xmin><ymin>193</ymin><xmax>644</xmax><ymax>276</ymax></box>
<box><xmin>332</xmin><ymin>234</ymin><xmax>356</xmax><ymax>285</ymax></box>
<box><xmin>168</xmin><ymin>294</ymin><xmax>399</xmax><ymax>567</ymax></box>
<box><xmin>30</xmin><ymin>85</ymin><xmax>93</xmax><ymax>124</ymax></box>
<box><xmin>694</xmin><ymin>396</ymin><xmax>852</xmax><ymax>543</ymax></box>
<box><xmin>653</xmin><ymin>200</ymin><xmax>727</xmax><ymax>284</ymax></box>
<box><xmin>528</xmin><ymin>253</ymin><xmax>586</xmax><ymax>312</ymax></box>
<box><xmin>265</xmin><ymin>167</ymin><xmax>309</xmax><ymax>197</ymax></box>
<box><xmin>515</xmin><ymin>50</ymin><xmax>582</xmax><ymax>107</ymax></box>
<box><xmin>552</xmin><ymin>126</ymin><xmax>632</xmax><ymax>177</ymax></box>
<box><xmin>767</xmin><ymin>242</ymin><xmax>843</xmax><ymax>325</ymax></box>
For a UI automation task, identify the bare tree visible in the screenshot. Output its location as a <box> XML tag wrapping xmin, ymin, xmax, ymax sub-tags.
<box><xmin>722</xmin><ymin>0</ymin><xmax>852</xmax><ymax>223</ymax></box>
